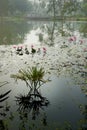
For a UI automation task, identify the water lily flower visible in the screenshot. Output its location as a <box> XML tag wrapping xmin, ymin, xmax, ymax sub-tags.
<box><xmin>69</xmin><ymin>36</ymin><xmax>76</xmax><ymax>42</ymax></box>
<box><xmin>13</xmin><ymin>45</ymin><xmax>17</xmax><ymax>49</ymax></box>
<box><xmin>43</xmin><ymin>47</ymin><xmax>46</xmax><ymax>51</ymax></box>
<box><xmin>18</xmin><ymin>45</ymin><xmax>23</xmax><ymax>49</ymax></box>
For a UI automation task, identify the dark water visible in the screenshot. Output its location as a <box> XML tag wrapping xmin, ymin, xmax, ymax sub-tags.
<box><xmin>0</xmin><ymin>20</ymin><xmax>87</xmax><ymax>130</ymax></box>
<box><xmin>0</xmin><ymin>75</ymin><xmax>87</xmax><ymax>130</ymax></box>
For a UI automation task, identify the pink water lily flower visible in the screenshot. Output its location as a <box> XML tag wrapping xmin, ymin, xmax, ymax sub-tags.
<box><xmin>19</xmin><ymin>44</ymin><xmax>24</xmax><ymax>48</ymax></box>
<box><xmin>43</xmin><ymin>47</ymin><xmax>46</xmax><ymax>51</ymax></box>
<box><xmin>13</xmin><ymin>45</ymin><xmax>17</xmax><ymax>49</ymax></box>
<box><xmin>69</xmin><ymin>36</ymin><xmax>76</xmax><ymax>42</ymax></box>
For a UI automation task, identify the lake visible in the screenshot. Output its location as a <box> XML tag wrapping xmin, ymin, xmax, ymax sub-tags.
<box><xmin>0</xmin><ymin>19</ymin><xmax>87</xmax><ymax>130</ymax></box>
<box><xmin>0</xmin><ymin>20</ymin><xmax>87</xmax><ymax>45</ymax></box>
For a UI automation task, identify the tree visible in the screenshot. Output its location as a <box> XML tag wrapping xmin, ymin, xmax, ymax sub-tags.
<box><xmin>61</xmin><ymin>0</ymin><xmax>79</xmax><ymax>16</ymax></box>
<box><xmin>47</xmin><ymin>0</ymin><xmax>80</xmax><ymax>17</ymax></box>
<box><xmin>47</xmin><ymin>0</ymin><xmax>58</xmax><ymax>18</ymax></box>
<box><xmin>81</xmin><ymin>0</ymin><xmax>87</xmax><ymax>16</ymax></box>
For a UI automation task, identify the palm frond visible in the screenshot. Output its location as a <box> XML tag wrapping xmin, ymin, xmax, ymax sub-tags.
<box><xmin>11</xmin><ymin>66</ymin><xmax>48</xmax><ymax>89</ymax></box>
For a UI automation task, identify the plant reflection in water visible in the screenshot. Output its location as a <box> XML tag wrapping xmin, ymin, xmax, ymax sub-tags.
<box><xmin>16</xmin><ymin>88</ymin><xmax>49</xmax><ymax>120</ymax></box>
<box><xmin>0</xmin><ymin>81</ymin><xmax>11</xmax><ymax>130</ymax></box>
<box><xmin>11</xmin><ymin>66</ymin><xmax>50</xmax><ymax>129</ymax></box>
<box><xmin>79</xmin><ymin>104</ymin><xmax>87</xmax><ymax>130</ymax></box>
<box><xmin>0</xmin><ymin>81</ymin><xmax>11</xmax><ymax>111</ymax></box>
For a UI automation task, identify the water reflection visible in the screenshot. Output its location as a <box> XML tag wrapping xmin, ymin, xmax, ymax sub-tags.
<box><xmin>79</xmin><ymin>104</ymin><xmax>87</xmax><ymax>129</ymax></box>
<box><xmin>0</xmin><ymin>81</ymin><xmax>11</xmax><ymax>109</ymax></box>
<box><xmin>0</xmin><ymin>74</ymin><xmax>87</xmax><ymax>130</ymax></box>
<box><xmin>0</xmin><ymin>120</ymin><xmax>5</xmax><ymax>130</ymax></box>
<box><xmin>0</xmin><ymin>20</ymin><xmax>87</xmax><ymax>45</ymax></box>
<box><xmin>0</xmin><ymin>20</ymin><xmax>33</xmax><ymax>45</ymax></box>
<box><xmin>38</xmin><ymin>21</ymin><xmax>87</xmax><ymax>46</ymax></box>
<box><xmin>0</xmin><ymin>85</ymin><xmax>49</xmax><ymax>130</ymax></box>
<box><xmin>0</xmin><ymin>82</ymin><xmax>11</xmax><ymax>130</ymax></box>
<box><xmin>16</xmin><ymin>86</ymin><xmax>49</xmax><ymax>120</ymax></box>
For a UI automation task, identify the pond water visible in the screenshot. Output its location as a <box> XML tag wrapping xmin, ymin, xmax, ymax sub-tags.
<box><xmin>0</xmin><ymin>20</ymin><xmax>87</xmax><ymax>45</ymax></box>
<box><xmin>0</xmin><ymin>19</ymin><xmax>87</xmax><ymax>130</ymax></box>
<box><xmin>0</xmin><ymin>74</ymin><xmax>87</xmax><ymax>130</ymax></box>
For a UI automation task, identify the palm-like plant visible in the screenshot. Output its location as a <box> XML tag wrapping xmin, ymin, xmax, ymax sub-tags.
<box><xmin>11</xmin><ymin>66</ymin><xmax>48</xmax><ymax>90</ymax></box>
<box><xmin>11</xmin><ymin>67</ymin><xmax>50</xmax><ymax>118</ymax></box>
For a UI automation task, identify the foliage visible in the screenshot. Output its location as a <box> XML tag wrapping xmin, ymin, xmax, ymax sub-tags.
<box><xmin>47</xmin><ymin>0</ymin><xmax>80</xmax><ymax>17</ymax></box>
<box><xmin>11</xmin><ymin>67</ymin><xmax>50</xmax><ymax>120</ymax></box>
<box><xmin>81</xmin><ymin>2</ymin><xmax>87</xmax><ymax>16</ymax></box>
<box><xmin>11</xmin><ymin>66</ymin><xmax>48</xmax><ymax>89</ymax></box>
<box><xmin>8</xmin><ymin>0</ymin><xmax>33</xmax><ymax>16</ymax></box>
<box><xmin>0</xmin><ymin>0</ymin><xmax>33</xmax><ymax>16</ymax></box>
<box><xmin>0</xmin><ymin>0</ymin><xmax>86</xmax><ymax>18</ymax></box>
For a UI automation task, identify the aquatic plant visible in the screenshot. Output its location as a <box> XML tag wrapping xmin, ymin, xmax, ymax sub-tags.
<box><xmin>11</xmin><ymin>66</ymin><xmax>50</xmax><ymax>119</ymax></box>
<box><xmin>11</xmin><ymin>66</ymin><xmax>48</xmax><ymax>90</ymax></box>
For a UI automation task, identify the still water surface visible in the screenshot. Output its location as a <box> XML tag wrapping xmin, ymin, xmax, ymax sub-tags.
<box><xmin>0</xmin><ymin>75</ymin><xmax>87</xmax><ymax>130</ymax></box>
<box><xmin>0</xmin><ymin>20</ymin><xmax>87</xmax><ymax>130</ymax></box>
<box><xmin>0</xmin><ymin>20</ymin><xmax>87</xmax><ymax>45</ymax></box>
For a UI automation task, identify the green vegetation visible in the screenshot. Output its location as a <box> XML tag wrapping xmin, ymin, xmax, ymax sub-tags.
<box><xmin>0</xmin><ymin>0</ymin><xmax>33</xmax><ymax>17</ymax></box>
<box><xmin>0</xmin><ymin>0</ymin><xmax>86</xmax><ymax>21</ymax></box>
<box><xmin>47</xmin><ymin>0</ymin><xmax>87</xmax><ymax>20</ymax></box>
<box><xmin>11</xmin><ymin>66</ymin><xmax>50</xmax><ymax>120</ymax></box>
<box><xmin>11</xmin><ymin>66</ymin><xmax>48</xmax><ymax>89</ymax></box>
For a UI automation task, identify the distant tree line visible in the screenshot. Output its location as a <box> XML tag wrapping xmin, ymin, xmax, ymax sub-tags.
<box><xmin>0</xmin><ymin>0</ymin><xmax>86</xmax><ymax>17</ymax></box>
<box><xmin>0</xmin><ymin>0</ymin><xmax>33</xmax><ymax>16</ymax></box>
<box><xmin>46</xmin><ymin>0</ymin><xmax>87</xmax><ymax>17</ymax></box>
<box><xmin>28</xmin><ymin>0</ymin><xmax>87</xmax><ymax>18</ymax></box>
